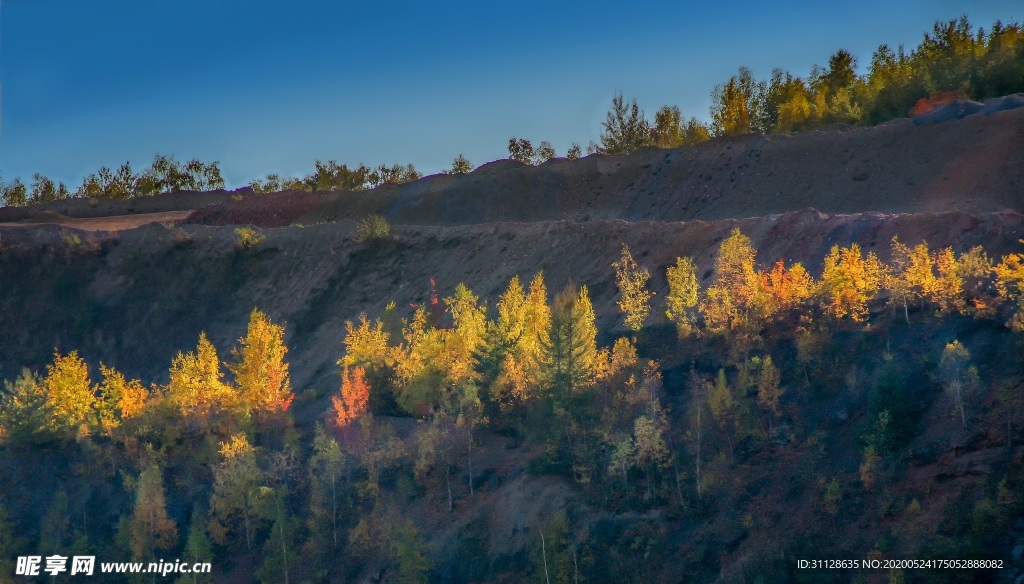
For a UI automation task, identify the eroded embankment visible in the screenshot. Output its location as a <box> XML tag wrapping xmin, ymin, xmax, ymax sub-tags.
<box><xmin>0</xmin><ymin>208</ymin><xmax>1020</xmax><ymax>390</ymax></box>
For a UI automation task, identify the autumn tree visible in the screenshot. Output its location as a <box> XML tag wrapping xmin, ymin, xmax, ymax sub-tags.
<box><xmin>711</xmin><ymin>67</ymin><xmax>763</xmax><ymax>135</ymax></box>
<box><xmin>43</xmin><ymin>351</ymin><xmax>96</xmax><ymax>438</ymax></box>
<box><xmin>209</xmin><ymin>434</ymin><xmax>267</xmax><ymax>552</ymax></box>
<box><xmin>333</xmin><ymin>366</ymin><xmax>370</xmax><ymax>428</ymax></box>
<box><xmin>820</xmin><ymin>243</ymin><xmax>884</xmax><ymax>322</ymax></box>
<box><xmin>1</xmin><ymin>177</ymin><xmax>27</xmax><ymax>207</ymax></box>
<box><xmin>94</xmin><ymin>364</ymin><xmax>148</xmax><ymax>436</ymax></box>
<box><xmin>700</xmin><ymin>228</ymin><xmax>768</xmax><ymax>355</ymax></box>
<box><xmin>129</xmin><ymin>465</ymin><xmax>178</xmax><ymax>563</ymax></box>
<box><xmin>390</xmin><ymin>306</ymin><xmax>448</xmax><ymax>416</ymax></box>
<box><xmin>613</xmin><ymin>244</ymin><xmax>652</xmax><ymax>333</ymax></box>
<box><xmin>930</xmin><ymin>247</ymin><xmax>964</xmax><ymax>313</ymax></box>
<box><xmin>939</xmin><ymin>340</ymin><xmax>980</xmax><ymax>428</ymax></box>
<box><xmin>994</xmin><ymin>244</ymin><xmax>1024</xmax><ymax>331</ymax></box>
<box><xmin>759</xmin><ymin>259</ymin><xmax>816</xmax><ymax>320</ymax></box>
<box><xmin>341</xmin><ymin>314</ymin><xmax>390</xmax><ymax>370</ymax></box>
<box><xmin>167</xmin><ymin>333</ymin><xmax>236</xmax><ymax>427</ymax></box>
<box><xmin>652</xmin><ymin>106</ymin><xmax>711</xmax><ymax>148</ymax></box>
<box><xmin>229</xmin><ymin>309</ymin><xmax>293</xmax><ymax>417</ymax></box>
<box><xmin>477</xmin><ymin>274</ymin><xmax>550</xmax><ymax>425</ymax></box>
<box><xmin>443</xmin><ymin>283</ymin><xmax>488</xmax><ymax>386</ymax></box>
<box><xmin>665</xmin><ymin>257</ymin><xmax>699</xmax><ymax>337</ymax></box>
<box><xmin>886</xmin><ymin>238</ymin><xmax>935</xmax><ymax>321</ymax></box>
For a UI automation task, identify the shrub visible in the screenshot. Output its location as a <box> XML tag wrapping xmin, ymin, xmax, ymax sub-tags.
<box><xmin>354</xmin><ymin>214</ymin><xmax>391</xmax><ymax>244</ymax></box>
<box><xmin>234</xmin><ymin>226</ymin><xmax>264</xmax><ymax>249</ymax></box>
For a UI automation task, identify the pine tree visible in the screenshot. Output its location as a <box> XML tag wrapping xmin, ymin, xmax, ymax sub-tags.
<box><xmin>0</xmin><ymin>369</ymin><xmax>51</xmax><ymax>445</ymax></box>
<box><xmin>391</xmin><ymin>520</ymin><xmax>430</xmax><ymax>584</ymax></box>
<box><xmin>541</xmin><ymin>284</ymin><xmax>598</xmax><ymax>399</ymax></box>
<box><xmin>129</xmin><ymin>465</ymin><xmax>178</xmax><ymax>562</ymax></box>
<box><xmin>229</xmin><ymin>308</ymin><xmax>293</xmax><ymax>416</ymax></box>
<box><xmin>445</xmin><ymin>154</ymin><xmax>472</xmax><ymax>174</ymax></box>
<box><xmin>708</xmin><ymin>368</ymin><xmax>737</xmax><ymax>457</ymax></box>
<box><xmin>599</xmin><ymin>92</ymin><xmax>651</xmax><ymax>155</ymax></box>
<box><xmin>0</xmin><ymin>503</ymin><xmax>17</xmax><ymax>582</ymax></box>
<box><xmin>757</xmin><ymin>356</ymin><xmax>783</xmax><ymax>439</ymax></box>
<box><xmin>177</xmin><ymin>508</ymin><xmax>214</xmax><ymax>584</ymax></box>
<box><xmin>39</xmin><ymin>489</ymin><xmax>70</xmax><ymax>556</ymax></box>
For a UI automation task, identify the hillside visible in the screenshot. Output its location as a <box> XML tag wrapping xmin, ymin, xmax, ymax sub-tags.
<box><xmin>1</xmin><ymin>104</ymin><xmax>1024</xmax><ymax>583</ymax></box>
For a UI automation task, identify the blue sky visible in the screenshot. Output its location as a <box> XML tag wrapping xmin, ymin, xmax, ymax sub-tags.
<box><xmin>0</xmin><ymin>1</ymin><xmax>1020</xmax><ymax>189</ymax></box>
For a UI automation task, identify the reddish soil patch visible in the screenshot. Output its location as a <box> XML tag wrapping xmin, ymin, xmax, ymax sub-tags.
<box><xmin>0</xmin><ymin>210</ymin><xmax>194</xmax><ymax>231</ymax></box>
<box><xmin>909</xmin><ymin>90</ymin><xmax>969</xmax><ymax>116</ymax></box>
<box><xmin>186</xmin><ymin>191</ymin><xmax>322</xmax><ymax>227</ymax></box>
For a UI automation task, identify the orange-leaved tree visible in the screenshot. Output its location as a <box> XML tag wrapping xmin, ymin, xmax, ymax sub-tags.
<box><xmin>229</xmin><ymin>308</ymin><xmax>293</xmax><ymax>416</ymax></box>
<box><xmin>820</xmin><ymin>243</ymin><xmax>884</xmax><ymax>322</ymax></box>
<box><xmin>333</xmin><ymin>365</ymin><xmax>370</xmax><ymax>428</ymax></box>
<box><xmin>759</xmin><ymin>259</ymin><xmax>816</xmax><ymax>320</ymax></box>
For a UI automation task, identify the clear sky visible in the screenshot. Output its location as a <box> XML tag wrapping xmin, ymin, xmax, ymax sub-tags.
<box><xmin>0</xmin><ymin>0</ymin><xmax>1020</xmax><ymax>189</ymax></box>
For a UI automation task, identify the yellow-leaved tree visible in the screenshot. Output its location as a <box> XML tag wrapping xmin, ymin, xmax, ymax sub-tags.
<box><xmin>665</xmin><ymin>256</ymin><xmax>699</xmax><ymax>338</ymax></box>
<box><xmin>167</xmin><ymin>332</ymin><xmax>236</xmax><ymax>425</ymax></box>
<box><xmin>820</xmin><ymin>243</ymin><xmax>884</xmax><ymax>322</ymax></box>
<box><xmin>994</xmin><ymin>242</ymin><xmax>1024</xmax><ymax>331</ymax></box>
<box><xmin>43</xmin><ymin>351</ymin><xmax>95</xmax><ymax>438</ymax></box>
<box><xmin>341</xmin><ymin>314</ymin><xmax>389</xmax><ymax>370</ymax></box>
<box><xmin>94</xmin><ymin>364</ymin><xmax>148</xmax><ymax>435</ymax></box>
<box><xmin>613</xmin><ymin>244</ymin><xmax>652</xmax><ymax>333</ymax></box>
<box><xmin>229</xmin><ymin>308</ymin><xmax>293</xmax><ymax>416</ymax></box>
<box><xmin>442</xmin><ymin>283</ymin><xmax>487</xmax><ymax>386</ymax></box>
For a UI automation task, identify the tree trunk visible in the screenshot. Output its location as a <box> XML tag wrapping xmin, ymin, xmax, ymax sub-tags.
<box><xmin>540</xmin><ymin>527</ymin><xmax>551</xmax><ymax>584</ymax></box>
<box><xmin>276</xmin><ymin>497</ymin><xmax>289</xmax><ymax>584</ymax></box>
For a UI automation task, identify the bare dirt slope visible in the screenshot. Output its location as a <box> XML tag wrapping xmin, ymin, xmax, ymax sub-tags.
<box><xmin>1</xmin><ymin>108</ymin><xmax>1023</xmax><ymax>385</ymax></box>
<box><xmin>3</xmin><ymin>104</ymin><xmax>1023</xmax><ymax>232</ymax></box>
<box><xmin>1</xmin><ymin>208</ymin><xmax>1021</xmax><ymax>390</ymax></box>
